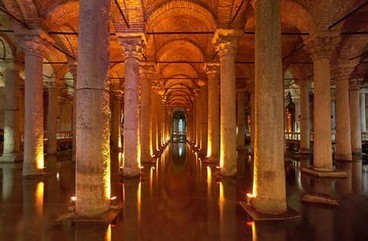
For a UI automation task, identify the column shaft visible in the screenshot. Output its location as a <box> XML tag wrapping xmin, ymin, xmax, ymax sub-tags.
<box><xmin>361</xmin><ymin>94</ymin><xmax>366</xmax><ymax>132</ymax></box>
<box><xmin>47</xmin><ymin>84</ymin><xmax>59</xmax><ymax>154</ymax></box>
<box><xmin>111</xmin><ymin>94</ymin><xmax>122</xmax><ymax>152</ymax></box>
<box><xmin>350</xmin><ymin>84</ymin><xmax>362</xmax><ymax>156</ymax></box>
<box><xmin>75</xmin><ymin>0</ymin><xmax>111</xmax><ymax>216</ymax></box>
<box><xmin>299</xmin><ymin>81</ymin><xmax>311</xmax><ymax>152</ymax></box>
<box><xmin>237</xmin><ymin>91</ymin><xmax>246</xmax><ymax>149</ymax></box>
<box><xmin>201</xmin><ymin>85</ymin><xmax>208</xmax><ymax>154</ymax></box>
<box><xmin>252</xmin><ymin>0</ymin><xmax>286</xmax><ymax>214</ymax></box>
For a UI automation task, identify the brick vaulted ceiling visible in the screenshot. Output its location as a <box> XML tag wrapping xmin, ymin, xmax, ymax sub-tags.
<box><xmin>0</xmin><ymin>0</ymin><xmax>367</xmax><ymax>111</ymax></box>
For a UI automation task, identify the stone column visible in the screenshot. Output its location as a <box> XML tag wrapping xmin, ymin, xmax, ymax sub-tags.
<box><xmin>205</xmin><ymin>63</ymin><xmax>220</xmax><ymax>161</ymax></box>
<box><xmin>237</xmin><ymin>90</ymin><xmax>246</xmax><ymax>150</ymax></box>
<box><xmin>249</xmin><ymin>81</ymin><xmax>255</xmax><ymax>152</ymax></box>
<box><xmin>350</xmin><ymin>78</ymin><xmax>363</xmax><ymax>158</ymax></box>
<box><xmin>110</xmin><ymin>90</ymin><xmax>123</xmax><ymax>152</ymax></box>
<box><xmin>119</xmin><ymin>34</ymin><xmax>146</xmax><ymax>177</ymax></box>
<box><xmin>46</xmin><ymin>80</ymin><xmax>60</xmax><ymax>155</ymax></box>
<box><xmin>194</xmin><ymin>90</ymin><xmax>201</xmax><ymax>149</ymax></box>
<box><xmin>361</xmin><ymin>93</ymin><xmax>366</xmax><ymax>132</ymax></box>
<box><xmin>0</xmin><ymin>61</ymin><xmax>21</xmax><ymax>162</ymax></box>
<box><xmin>303</xmin><ymin>31</ymin><xmax>340</xmax><ymax>173</ymax></box>
<box><xmin>68</xmin><ymin>60</ymin><xmax>77</xmax><ymax>161</ymax></box>
<box><xmin>140</xmin><ymin>63</ymin><xmax>155</xmax><ymax>163</ymax></box>
<box><xmin>200</xmin><ymin>83</ymin><xmax>208</xmax><ymax>154</ymax></box>
<box><xmin>75</xmin><ymin>0</ymin><xmax>111</xmax><ymax>216</ymax></box>
<box><xmin>150</xmin><ymin>92</ymin><xmax>159</xmax><ymax>154</ymax></box>
<box><xmin>335</xmin><ymin>64</ymin><xmax>356</xmax><ymax>161</ymax></box>
<box><xmin>251</xmin><ymin>0</ymin><xmax>286</xmax><ymax>214</ymax></box>
<box><xmin>16</xmin><ymin>29</ymin><xmax>54</xmax><ymax>176</ymax></box>
<box><xmin>212</xmin><ymin>29</ymin><xmax>241</xmax><ymax>176</ymax></box>
<box><xmin>299</xmin><ymin>80</ymin><xmax>311</xmax><ymax>153</ymax></box>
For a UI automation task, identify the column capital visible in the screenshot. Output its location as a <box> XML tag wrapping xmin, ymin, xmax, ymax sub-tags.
<box><xmin>152</xmin><ymin>79</ymin><xmax>165</xmax><ymax>95</ymax></box>
<box><xmin>15</xmin><ymin>28</ymin><xmax>55</xmax><ymax>57</ymax></box>
<box><xmin>110</xmin><ymin>90</ymin><xmax>124</xmax><ymax>100</ymax></box>
<box><xmin>349</xmin><ymin>78</ymin><xmax>364</xmax><ymax>90</ymax></box>
<box><xmin>67</xmin><ymin>59</ymin><xmax>78</xmax><ymax>77</ymax></box>
<box><xmin>139</xmin><ymin>62</ymin><xmax>156</xmax><ymax>79</ymax></box>
<box><xmin>118</xmin><ymin>33</ymin><xmax>146</xmax><ymax>60</ymax></box>
<box><xmin>212</xmin><ymin>29</ymin><xmax>242</xmax><ymax>57</ymax></box>
<box><xmin>303</xmin><ymin>31</ymin><xmax>340</xmax><ymax>61</ymax></box>
<box><xmin>204</xmin><ymin>63</ymin><xmax>220</xmax><ymax>79</ymax></box>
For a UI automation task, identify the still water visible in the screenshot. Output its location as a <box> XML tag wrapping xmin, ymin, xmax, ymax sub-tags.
<box><xmin>0</xmin><ymin>144</ymin><xmax>367</xmax><ymax>241</ymax></box>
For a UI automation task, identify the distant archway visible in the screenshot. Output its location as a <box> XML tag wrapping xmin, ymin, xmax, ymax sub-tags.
<box><xmin>171</xmin><ymin>109</ymin><xmax>186</xmax><ymax>142</ymax></box>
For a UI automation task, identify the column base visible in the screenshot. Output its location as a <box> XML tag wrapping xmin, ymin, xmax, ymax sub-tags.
<box><xmin>122</xmin><ymin>167</ymin><xmax>141</xmax><ymax>178</ymax></box>
<box><xmin>239</xmin><ymin>201</ymin><xmax>300</xmax><ymax>220</ymax></box>
<box><xmin>56</xmin><ymin>203</ymin><xmax>123</xmax><ymax>224</ymax></box>
<box><xmin>352</xmin><ymin>151</ymin><xmax>362</xmax><ymax>160</ymax></box>
<box><xmin>22</xmin><ymin>169</ymin><xmax>46</xmax><ymax>178</ymax></box>
<box><xmin>301</xmin><ymin>167</ymin><xmax>347</xmax><ymax>178</ymax></box>
<box><xmin>203</xmin><ymin>156</ymin><xmax>219</xmax><ymax>164</ymax></box>
<box><xmin>219</xmin><ymin>167</ymin><xmax>237</xmax><ymax>177</ymax></box>
<box><xmin>237</xmin><ymin>145</ymin><xmax>247</xmax><ymax>151</ymax></box>
<box><xmin>0</xmin><ymin>153</ymin><xmax>22</xmax><ymax>162</ymax></box>
<box><xmin>298</xmin><ymin>149</ymin><xmax>312</xmax><ymax>155</ymax></box>
<box><xmin>334</xmin><ymin>153</ymin><xmax>353</xmax><ymax>162</ymax></box>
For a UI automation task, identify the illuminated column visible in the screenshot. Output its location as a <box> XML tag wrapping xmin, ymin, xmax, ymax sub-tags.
<box><xmin>150</xmin><ymin>92</ymin><xmax>160</xmax><ymax>154</ymax></box>
<box><xmin>46</xmin><ymin>80</ymin><xmax>60</xmax><ymax>155</ymax></box>
<box><xmin>75</xmin><ymin>0</ymin><xmax>111</xmax><ymax>216</ymax></box>
<box><xmin>249</xmin><ymin>80</ymin><xmax>255</xmax><ymax>151</ymax></box>
<box><xmin>251</xmin><ymin>0</ymin><xmax>286</xmax><ymax>214</ymax></box>
<box><xmin>119</xmin><ymin>34</ymin><xmax>146</xmax><ymax>177</ymax></box>
<box><xmin>200</xmin><ymin>83</ymin><xmax>208</xmax><ymax>154</ymax></box>
<box><xmin>299</xmin><ymin>79</ymin><xmax>311</xmax><ymax>153</ymax></box>
<box><xmin>140</xmin><ymin>63</ymin><xmax>155</xmax><ymax>162</ymax></box>
<box><xmin>304</xmin><ymin>31</ymin><xmax>340</xmax><ymax>172</ymax></box>
<box><xmin>350</xmin><ymin>78</ymin><xmax>363</xmax><ymax>157</ymax></box>
<box><xmin>237</xmin><ymin>90</ymin><xmax>246</xmax><ymax>150</ymax></box>
<box><xmin>212</xmin><ymin>29</ymin><xmax>241</xmax><ymax>176</ymax></box>
<box><xmin>361</xmin><ymin>93</ymin><xmax>366</xmax><ymax>132</ymax></box>
<box><xmin>0</xmin><ymin>61</ymin><xmax>21</xmax><ymax>162</ymax></box>
<box><xmin>68</xmin><ymin>60</ymin><xmax>77</xmax><ymax>161</ymax></box>
<box><xmin>110</xmin><ymin>90</ymin><xmax>123</xmax><ymax>152</ymax></box>
<box><xmin>335</xmin><ymin>64</ymin><xmax>356</xmax><ymax>161</ymax></box>
<box><xmin>205</xmin><ymin>63</ymin><xmax>220</xmax><ymax>161</ymax></box>
<box><xmin>194</xmin><ymin>90</ymin><xmax>201</xmax><ymax>149</ymax></box>
<box><xmin>17</xmin><ymin>29</ymin><xmax>54</xmax><ymax>176</ymax></box>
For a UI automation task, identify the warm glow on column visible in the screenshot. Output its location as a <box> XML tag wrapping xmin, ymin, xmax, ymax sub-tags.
<box><xmin>105</xmin><ymin>224</ymin><xmax>112</xmax><ymax>241</ymax></box>
<box><xmin>36</xmin><ymin>151</ymin><xmax>44</xmax><ymax>170</ymax></box>
<box><xmin>219</xmin><ymin>147</ymin><xmax>224</xmax><ymax>168</ymax></box>
<box><xmin>36</xmin><ymin>181</ymin><xmax>44</xmax><ymax>215</ymax></box>
<box><xmin>252</xmin><ymin>158</ymin><xmax>258</xmax><ymax>197</ymax></box>
<box><xmin>104</xmin><ymin>158</ymin><xmax>111</xmax><ymax>200</ymax></box>
<box><xmin>207</xmin><ymin>139</ymin><xmax>212</xmax><ymax>158</ymax></box>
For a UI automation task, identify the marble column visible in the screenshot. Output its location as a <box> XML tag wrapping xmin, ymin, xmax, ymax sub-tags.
<box><xmin>17</xmin><ymin>29</ymin><xmax>54</xmax><ymax>176</ymax></box>
<box><xmin>251</xmin><ymin>0</ymin><xmax>286</xmax><ymax>214</ymax></box>
<box><xmin>75</xmin><ymin>0</ymin><xmax>111</xmax><ymax>216</ymax></box>
<box><xmin>151</xmin><ymin>92</ymin><xmax>160</xmax><ymax>154</ymax></box>
<box><xmin>249</xmin><ymin>81</ymin><xmax>255</xmax><ymax>152</ymax></box>
<box><xmin>0</xmin><ymin>61</ymin><xmax>21</xmax><ymax>162</ymax></box>
<box><xmin>140</xmin><ymin>63</ymin><xmax>155</xmax><ymax>163</ymax></box>
<box><xmin>110</xmin><ymin>90</ymin><xmax>123</xmax><ymax>152</ymax></box>
<box><xmin>299</xmin><ymin>80</ymin><xmax>311</xmax><ymax>153</ymax></box>
<box><xmin>200</xmin><ymin>83</ymin><xmax>208</xmax><ymax>154</ymax></box>
<box><xmin>335</xmin><ymin>64</ymin><xmax>355</xmax><ymax>161</ymax></box>
<box><xmin>350</xmin><ymin>78</ymin><xmax>363</xmax><ymax>158</ymax></box>
<box><xmin>68</xmin><ymin>60</ymin><xmax>77</xmax><ymax>161</ymax></box>
<box><xmin>212</xmin><ymin>29</ymin><xmax>241</xmax><ymax>176</ymax></box>
<box><xmin>119</xmin><ymin>34</ymin><xmax>146</xmax><ymax>177</ymax></box>
<box><xmin>46</xmin><ymin>80</ymin><xmax>60</xmax><ymax>155</ymax></box>
<box><xmin>237</xmin><ymin>90</ymin><xmax>246</xmax><ymax>150</ymax></box>
<box><xmin>304</xmin><ymin>31</ymin><xmax>340</xmax><ymax>173</ymax></box>
<box><xmin>361</xmin><ymin>93</ymin><xmax>366</xmax><ymax>133</ymax></box>
<box><xmin>205</xmin><ymin>63</ymin><xmax>220</xmax><ymax>161</ymax></box>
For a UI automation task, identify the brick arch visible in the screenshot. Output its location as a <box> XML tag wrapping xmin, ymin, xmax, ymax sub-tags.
<box><xmin>0</xmin><ymin>34</ymin><xmax>18</xmax><ymax>59</ymax></box>
<box><xmin>43</xmin><ymin>1</ymin><xmax>79</xmax><ymax>30</ymax></box>
<box><xmin>156</xmin><ymin>39</ymin><xmax>204</xmax><ymax>62</ymax></box>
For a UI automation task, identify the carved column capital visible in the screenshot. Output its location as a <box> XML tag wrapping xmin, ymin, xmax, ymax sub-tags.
<box><xmin>15</xmin><ymin>28</ymin><xmax>55</xmax><ymax>57</ymax></box>
<box><xmin>139</xmin><ymin>62</ymin><xmax>156</xmax><ymax>79</ymax></box>
<box><xmin>304</xmin><ymin>31</ymin><xmax>340</xmax><ymax>61</ymax></box>
<box><xmin>349</xmin><ymin>78</ymin><xmax>364</xmax><ymax>90</ymax></box>
<box><xmin>212</xmin><ymin>29</ymin><xmax>242</xmax><ymax>57</ymax></box>
<box><xmin>204</xmin><ymin>63</ymin><xmax>220</xmax><ymax>80</ymax></box>
<box><xmin>118</xmin><ymin>34</ymin><xmax>146</xmax><ymax>60</ymax></box>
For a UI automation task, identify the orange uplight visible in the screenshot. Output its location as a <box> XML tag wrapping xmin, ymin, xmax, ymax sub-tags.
<box><xmin>105</xmin><ymin>224</ymin><xmax>111</xmax><ymax>241</ymax></box>
<box><xmin>36</xmin><ymin>181</ymin><xmax>44</xmax><ymax>215</ymax></box>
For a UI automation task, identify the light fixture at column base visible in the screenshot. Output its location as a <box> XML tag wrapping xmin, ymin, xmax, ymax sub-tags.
<box><xmin>239</xmin><ymin>201</ymin><xmax>300</xmax><ymax>221</ymax></box>
<box><xmin>301</xmin><ymin>167</ymin><xmax>347</xmax><ymax>178</ymax></box>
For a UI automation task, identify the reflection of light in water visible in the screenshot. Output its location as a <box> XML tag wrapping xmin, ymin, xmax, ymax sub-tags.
<box><xmin>179</xmin><ymin>145</ymin><xmax>183</xmax><ymax>156</ymax></box>
<box><xmin>56</xmin><ymin>172</ymin><xmax>60</xmax><ymax>182</ymax></box>
<box><xmin>251</xmin><ymin>221</ymin><xmax>257</xmax><ymax>241</ymax></box>
<box><xmin>105</xmin><ymin>224</ymin><xmax>111</xmax><ymax>241</ymax></box>
<box><xmin>122</xmin><ymin>184</ymin><xmax>125</xmax><ymax>203</ymax></box>
<box><xmin>36</xmin><ymin>181</ymin><xmax>44</xmax><ymax>215</ymax></box>
<box><xmin>150</xmin><ymin>167</ymin><xmax>154</xmax><ymax>194</ymax></box>
<box><xmin>218</xmin><ymin>182</ymin><xmax>224</xmax><ymax>225</ymax></box>
<box><xmin>207</xmin><ymin>166</ymin><xmax>212</xmax><ymax>196</ymax></box>
<box><xmin>137</xmin><ymin>182</ymin><xmax>142</xmax><ymax>224</ymax></box>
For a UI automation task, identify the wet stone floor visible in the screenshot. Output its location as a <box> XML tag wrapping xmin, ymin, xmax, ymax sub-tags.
<box><xmin>0</xmin><ymin>143</ymin><xmax>368</xmax><ymax>241</ymax></box>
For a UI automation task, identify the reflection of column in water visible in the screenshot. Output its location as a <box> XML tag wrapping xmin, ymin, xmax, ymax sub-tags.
<box><xmin>122</xmin><ymin>179</ymin><xmax>141</xmax><ymax>241</ymax></box>
<box><xmin>75</xmin><ymin>223</ymin><xmax>108</xmax><ymax>241</ymax></box>
<box><xmin>254</xmin><ymin>222</ymin><xmax>286</xmax><ymax>241</ymax></box>
<box><xmin>300</xmin><ymin>158</ymin><xmax>312</xmax><ymax>192</ymax></box>
<box><xmin>218</xmin><ymin>180</ymin><xmax>236</xmax><ymax>241</ymax></box>
<box><xmin>352</xmin><ymin>161</ymin><xmax>362</xmax><ymax>194</ymax></box>
<box><xmin>336</xmin><ymin>163</ymin><xmax>352</xmax><ymax>194</ymax></box>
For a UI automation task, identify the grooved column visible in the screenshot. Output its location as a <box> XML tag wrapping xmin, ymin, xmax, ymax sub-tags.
<box><xmin>140</xmin><ymin>63</ymin><xmax>155</xmax><ymax>163</ymax></box>
<box><xmin>205</xmin><ymin>63</ymin><xmax>220</xmax><ymax>161</ymax></box>
<box><xmin>251</xmin><ymin>0</ymin><xmax>286</xmax><ymax>214</ymax></box>
<box><xmin>212</xmin><ymin>29</ymin><xmax>241</xmax><ymax>176</ymax></box>
<box><xmin>200</xmin><ymin>84</ymin><xmax>208</xmax><ymax>154</ymax></box>
<box><xmin>361</xmin><ymin>93</ymin><xmax>366</xmax><ymax>132</ymax></box>
<box><xmin>350</xmin><ymin>79</ymin><xmax>363</xmax><ymax>157</ymax></box>
<box><xmin>237</xmin><ymin>90</ymin><xmax>246</xmax><ymax>150</ymax></box>
<box><xmin>119</xmin><ymin>34</ymin><xmax>146</xmax><ymax>177</ymax></box>
<box><xmin>46</xmin><ymin>81</ymin><xmax>59</xmax><ymax>155</ymax></box>
<box><xmin>335</xmin><ymin>65</ymin><xmax>355</xmax><ymax>161</ymax></box>
<box><xmin>299</xmin><ymin>80</ymin><xmax>311</xmax><ymax>153</ymax></box>
<box><xmin>17</xmin><ymin>30</ymin><xmax>54</xmax><ymax>176</ymax></box>
<box><xmin>68</xmin><ymin>61</ymin><xmax>77</xmax><ymax>161</ymax></box>
<box><xmin>75</xmin><ymin>0</ymin><xmax>111</xmax><ymax>216</ymax></box>
<box><xmin>304</xmin><ymin>31</ymin><xmax>340</xmax><ymax>171</ymax></box>
<box><xmin>111</xmin><ymin>91</ymin><xmax>123</xmax><ymax>152</ymax></box>
<box><xmin>0</xmin><ymin>62</ymin><xmax>21</xmax><ymax>162</ymax></box>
